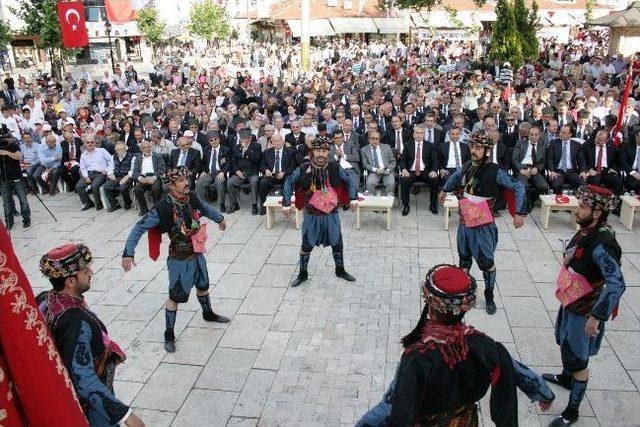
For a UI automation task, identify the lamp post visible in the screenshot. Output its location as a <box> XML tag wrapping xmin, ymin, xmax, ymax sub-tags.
<box><xmin>104</xmin><ymin>19</ymin><xmax>116</xmax><ymax>74</ymax></box>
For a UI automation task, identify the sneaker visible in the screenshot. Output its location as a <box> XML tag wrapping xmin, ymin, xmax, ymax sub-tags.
<box><xmin>22</xmin><ymin>219</ymin><xmax>31</xmax><ymax>228</ymax></box>
<box><xmin>202</xmin><ymin>311</ymin><xmax>230</xmax><ymax>323</ymax></box>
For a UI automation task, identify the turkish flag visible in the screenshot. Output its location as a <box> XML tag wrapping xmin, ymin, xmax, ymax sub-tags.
<box><xmin>0</xmin><ymin>223</ymin><xmax>89</xmax><ymax>426</ymax></box>
<box><xmin>613</xmin><ymin>67</ymin><xmax>633</xmax><ymax>148</ymax></box>
<box><xmin>57</xmin><ymin>1</ymin><xmax>89</xmax><ymax>48</ymax></box>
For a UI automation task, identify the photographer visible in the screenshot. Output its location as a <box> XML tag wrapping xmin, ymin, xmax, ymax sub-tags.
<box><xmin>0</xmin><ymin>133</ymin><xmax>31</xmax><ymax>229</ymax></box>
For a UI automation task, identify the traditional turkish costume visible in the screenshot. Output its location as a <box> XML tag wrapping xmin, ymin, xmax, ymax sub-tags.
<box><xmin>441</xmin><ymin>133</ymin><xmax>526</xmax><ymax>314</ymax></box>
<box><xmin>122</xmin><ymin>167</ymin><xmax>228</xmax><ymax>352</ymax></box>
<box><xmin>282</xmin><ymin>143</ymin><xmax>358</xmax><ymax>287</ymax></box>
<box><xmin>544</xmin><ymin>185</ymin><xmax>626</xmax><ymax>426</ymax></box>
<box><xmin>38</xmin><ymin>243</ymin><xmax>127</xmax><ymax>426</ymax></box>
<box><xmin>357</xmin><ymin>264</ymin><xmax>554</xmax><ymax>426</ymax></box>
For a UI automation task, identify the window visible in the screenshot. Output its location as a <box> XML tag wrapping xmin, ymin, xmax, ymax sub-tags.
<box><xmin>85</xmin><ymin>6</ymin><xmax>107</xmax><ymax>22</ymax></box>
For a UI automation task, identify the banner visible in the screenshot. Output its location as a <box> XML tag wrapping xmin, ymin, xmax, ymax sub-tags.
<box><xmin>613</xmin><ymin>67</ymin><xmax>633</xmax><ymax>148</ymax></box>
<box><xmin>105</xmin><ymin>0</ymin><xmax>137</xmax><ymax>23</ymax></box>
<box><xmin>0</xmin><ymin>223</ymin><xmax>89</xmax><ymax>426</ymax></box>
<box><xmin>57</xmin><ymin>1</ymin><xmax>89</xmax><ymax>48</ymax></box>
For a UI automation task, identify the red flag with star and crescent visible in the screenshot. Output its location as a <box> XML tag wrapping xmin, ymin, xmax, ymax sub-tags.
<box><xmin>57</xmin><ymin>1</ymin><xmax>89</xmax><ymax>48</ymax></box>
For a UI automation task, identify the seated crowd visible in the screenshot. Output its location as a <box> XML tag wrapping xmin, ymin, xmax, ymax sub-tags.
<box><xmin>2</xmin><ymin>38</ymin><xmax>640</xmax><ymax>224</ymax></box>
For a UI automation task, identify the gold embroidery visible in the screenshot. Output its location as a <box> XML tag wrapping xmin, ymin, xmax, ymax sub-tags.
<box><xmin>0</xmin><ymin>248</ymin><xmax>79</xmax><ymax>400</ymax></box>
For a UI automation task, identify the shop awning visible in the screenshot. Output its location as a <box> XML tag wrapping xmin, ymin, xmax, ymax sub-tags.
<box><xmin>410</xmin><ymin>12</ymin><xmax>428</xmax><ymax>28</ymax></box>
<box><xmin>329</xmin><ymin>17</ymin><xmax>378</xmax><ymax>33</ymax></box>
<box><xmin>373</xmin><ymin>17</ymin><xmax>410</xmax><ymax>33</ymax></box>
<box><xmin>286</xmin><ymin>19</ymin><xmax>335</xmax><ymax>37</ymax></box>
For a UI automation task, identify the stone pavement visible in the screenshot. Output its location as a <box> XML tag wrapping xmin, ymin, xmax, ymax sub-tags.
<box><xmin>9</xmin><ymin>191</ymin><xmax>640</xmax><ymax>427</ymax></box>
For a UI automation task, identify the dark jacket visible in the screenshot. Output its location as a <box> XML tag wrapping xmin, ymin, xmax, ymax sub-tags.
<box><xmin>169</xmin><ymin>147</ymin><xmax>202</xmax><ymax>174</ymax></box>
<box><xmin>230</xmin><ymin>141</ymin><xmax>261</xmax><ymax>176</ymax></box>
<box><xmin>512</xmin><ymin>138</ymin><xmax>547</xmax><ymax>172</ymax></box>
<box><xmin>399</xmin><ymin>139</ymin><xmax>436</xmax><ymax>172</ymax></box>
<box><xmin>61</xmin><ymin>139</ymin><xmax>83</xmax><ymax>163</ymax></box>
<box><xmin>260</xmin><ymin>147</ymin><xmax>296</xmax><ymax>176</ymax></box>
<box><xmin>131</xmin><ymin>152</ymin><xmax>166</xmax><ymax>181</ymax></box>
<box><xmin>284</xmin><ymin>132</ymin><xmax>306</xmax><ymax>148</ymax></box>
<box><xmin>546</xmin><ymin>138</ymin><xmax>586</xmax><ymax>172</ymax></box>
<box><xmin>201</xmin><ymin>144</ymin><xmax>231</xmax><ymax>174</ymax></box>
<box><xmin>438</xmin><ymin>140</ymin><xmax>471</xmax><ymax>170</ymax></box>
<box><xmin>582</xmin><ymin>142</ymin><xmax>619</xmax><ymax>172</ymax></box>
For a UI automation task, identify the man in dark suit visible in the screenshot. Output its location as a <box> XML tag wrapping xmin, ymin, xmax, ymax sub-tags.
<box><xmin>284</xmin><ymin>121</ymin><xmax>306</xmax><ymax>148</ymax></box>
<box><xmin>486</xmin><ymin>130</ymin><xmax>509</xmax><ymax>169</ymax></box>
<box><xmin>131</xmin><ymin>139</ymin><xmax>166</xmax><ymax>215</ymax></box>
<box><xmin>573</xmin><ymin>110</ymin><xmax>594</xmax><ymax>142</ymax></box>
<box><xmin>512</xmin><ymin>126</ymin><xmax>549</xmax><ymax>211</ymax></box>
<box><xmin>399</xmin><ymin>126</ymin><xmax>439</xmax><ymax>215</ymax></box>
<box><xmin>437</xmin><ymin>126</ymin><xmax>470</xmax><ymax>179</ymax></box>
<box><xmin>580</xmin><ymin>130</ymin><xmax>624</xmax><ymax>195</ymax></box>
<box><xmin>384</xmin><ymin>115</ymin><xmax>410</xmax><ymax>158</ymax></box>
<box><xmin>170</xmin><ymin>136</ymin><xmax>202</xmax><ymax>189</ymax></box>
<box><xmin>546</xmin><ymin>125</ymin><xmax>586</xmax><ymax>194</ymax></box>
<box><xmin>164</xmin><ymin>119</ymin><xmax>182</xmax><ymax>146</ymax></box>
<box><xmin>501</xmin><ymin>113</ymin><xmax>520</xmax><ymax>149</ymax></box>
<box><xmin>258</xmin><ymin>135</ymin><xmax>295</xmax><ymax>215</ymax></box>
<box><xmin>227</xmin><ymin>129</ymin><xmax>261</xmax><ymax>214</ymax></box>
<box><xmin>619</xmin><ymin>131</ymin><xmax>640</xmax><ymax>192</ymax></box>
<box><xmin>58</xmin><ymin>130</ymin><xmax>83</xmax><ymax>189</ymax></box>
<box><xmin>423</xmin><ymin>113</ymin><xmax>444</xmax><ymax>145</ymax></box>
<box><xmin>556</xmin><ymin>103</ymin><xmax>574</xmax><ymax>129</ymax></box>
<box><xmin>195</xmin><ymin>131</ymin><xmax>230</xmax><ymax>213</ymax></box>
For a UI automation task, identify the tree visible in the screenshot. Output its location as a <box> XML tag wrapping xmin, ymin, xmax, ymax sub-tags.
<box><xmin>488</xmin><ymin>0</ymin><xmax>523</xmax><ymax>69</ymax></box>
<box><xmin>9</xmin><ymin>0</ymin><xmax>70</xmax><ymax>78</ymax></box>
<box><xmin>136</xmin><ymin>7</ymin><xmax>164</xmax><ymax>56</ymax></box>
<box><xmin>514</xmin><ymin>0</ymin><xmax>538</xmax><ymax>62</ymax></box>
<box><xmin>585</xmin><ymin>0</ymin><xmax>596</xmax><ymax>22</ymax></box>
<box><xmin>0</xmin><ymin>19</ymin><xmax>13</xmax><ymax>47</ymax></box>
<box><xmin>188</xmin><ymin>0</ymin><xmax>230</xmax><ymax>42</ymax></box>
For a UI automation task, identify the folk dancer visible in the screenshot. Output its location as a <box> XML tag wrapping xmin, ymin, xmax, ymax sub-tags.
<box><xmin>543</xmin><ymin>185</ymin><xmax>625</xmax><ymax>426</ymax></box>
<box><xmin>439</xmin><ymin>131</ymin><xmax>527</xmax><ymax>314</ymax></box>
<box><xmin>121</xmin><ymin>167</ymin><xmax>230</xmax><ymax>353</ymax></box>
<box><xmin>283</xmin><ymin>137</ymin><xmax>358</xmax><ymax>287</ymax></box>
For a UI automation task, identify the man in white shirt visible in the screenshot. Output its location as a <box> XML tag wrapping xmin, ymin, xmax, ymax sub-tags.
<box><xmin>0</xmin><ymin>106</ymin><xmax>21</xmax><ymax>139</ymax></box>
<box><xmin>330</xmin><ymin>129</ymin><xmax>361</xmax><ymax>186</ymax></box>
<box><xmin>76</xmin><ymin>134</ymin><xmax>112</xmax><ymax>211</ymax></box>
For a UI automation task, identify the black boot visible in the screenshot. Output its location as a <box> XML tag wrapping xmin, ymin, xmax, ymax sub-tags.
<box><xmin>484</xmin><ymin>289</ymin><xmax>497</xmax><ymax>315</ymax></box>
<box><xmin>202</xmin><ymin>311</ymin><xmax>230</xmax><ymax>323</ymax></box>
<box><xmin>290</xmin><ymin>269</ymin><xmax>308</xmax><ymax>287</ymax></box>
<box><xmin>548</xmin><ymin>408</ymin><xmax>579</xmax><ymax>426</ymax></box>
<box><xmin>164</xmin><ymin>329</ymin><xmax>176</xmax><ymax>353</ymax></box>
<box><xmin>542</xmin><ymin>373</ymin><xmax>572</xmax><ymax>391</ymax></box>
<box><xmin>335</xmin><ymin>267</ymin><xmax>356</xmax><ymax>282</ymax></box>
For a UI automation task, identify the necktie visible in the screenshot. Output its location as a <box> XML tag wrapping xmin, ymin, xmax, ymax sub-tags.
<box><xmin>354</xmin><ymin>117</ymin><xmax>359</xmax><ymax>129</ymax></box>
<box><xmin>415</xmin><ymin>143</ymin><xmax>422</xmax><ymax>175</ymax></box>
<box><xmin>69</xmin><ymin>143</ymin><xmax>75</xmax><ymax>160</ymax></box>
<box><xmin>274</xmin><ymin>150</ymin><xmax>281</xmax><ymax>174</ymax></box>
<box><xmin>372</xmin><ymin>146</ymin><xmax>380</xmax><ymax>169</ymax></box>
<box><xmin>179</xmin><ymin>151</ymin><xmax>186</xmax><ymax>166</ymax></box>
<box><xmin>596</xmin><ymin>145</ymin><xmax>603</xmax><ymax>173</ymax></box>
<box><xmin>453</xmin><ymin>142</ymin><xmax>461</xmax><ymax>168</ymax></box>
<box><xmin>562</xmin><ymin>142</ymin><xmax>570</xmax><ymax>171</ymax></box>
<box><xmin>428</xmin><ymin>129</ymin><xmax>433</xmax><ymax>143</ymax></box>
<box><xmin>396</xmin><ymin>130</ymin><xmax>402</xmax><ymax>152</ymax></box>
<box><xmin>210</xmin><ymin>148</ymin><xmax>217</xmax><ymax>174</ymax></box>
<box><xmin>577</xmin><ymin>127</ymin><xmax>582</xmax><ymax>139</ymax></box>
<box><xmin>531</xmin><ymin>143</ymin><xmax>537</xmax><ymax>165</ymax></box>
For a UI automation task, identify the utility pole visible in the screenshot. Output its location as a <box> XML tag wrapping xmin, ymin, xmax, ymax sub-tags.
<box><xmin>301</xmin><ymin>0</ymin><xmax>310</xmax><ymax>71</ymax></box>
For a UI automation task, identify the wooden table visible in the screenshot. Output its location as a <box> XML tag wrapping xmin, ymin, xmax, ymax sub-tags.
<box><xmin>539</xmin><ymin>195</ymin><xmax>579</xmax><ymax>230</ymax></box>
<box><xmin>263</xmin><ymin>196</ymin><xmax>300</xmax><ymax>230</ymax></box>
<box><xmin>620</xmin><ymin>194</ymin><xmax>640</xmax><ymax>230</ymax></box>
<box><xmin>443</xmin><ymin>196</ymin><xmax>459</xmax><ymax>231</ymax></box>
<box><xmin>356</xmin><ymin>196</ymin><xmax>394</xmax><ymax>230</ymax></box>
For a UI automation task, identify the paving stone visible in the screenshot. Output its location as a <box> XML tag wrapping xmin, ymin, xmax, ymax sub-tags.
<box><xmin>172</xmin><ymin>389</ymin><xmax>238</xmax><ymax>426</ymax></box>
<box><xmin>232</xmin><ymin>369</ymin><xmax>276</xmax><ymax>418</ymax></box>
<box><xmin>513</xmin><ymin>327</ymin><xmax>562</xmax><ymax>366</ymax></box>
<box><xmin>131</xmin><ymin>408</ymin><xmax>175</xmax><ymax>427</ymax></box>
<box><xmin>503</xmin><ymin>296</ymin><xmax>553</xmax><ymax>328</ymax></box>
<box><xmin>219</xmin><ymin>314</ymin><xmax>272</xmax><ymax>350</ymax></box>
<box><xmin>133</xmin><ymin>363</ymin><xmax>201</xmax><ymax>411</ymax></box>
<box><xmin>113</xmin><ymin>380</ymin><xmax>143</xmax><ymax>405</ymax></box>
<box><xmin>197</xmin><ymin>347</ymin><xmax>258</xmax><ymax>391</ymax></box>
<box><xmin>587</xmin><ymin>390</ymin><xmax>640</xmax><ymax>426</ymax></box>
<box><xmin>164</xmin><ymin>327</ymin><xmax>224</xmax><ymax>366</ymax></box>
<box><xmin>214</xmin><ymin>273</ymin><xmax>256</xmax><ymax>299</ymax></box>
<box><xmin>238</xmin><ymin>287</ymin><xmax>287</xmax><ymax>316</ymax></box>
<box><xmin>606</xmin><ymin>331</ymin><xmax>640</xmax><ymax>370</ymax></box>
<box><xmin>117</xmin><ymin>340</ymin><xmax>167</xmax><ymax>382</ymax></box>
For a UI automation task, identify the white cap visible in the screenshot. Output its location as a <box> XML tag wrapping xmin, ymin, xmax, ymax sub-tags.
<box><xmin>183</xmin><ymin>130</ymin><xmax>194</xmax><ymax>137</ymax></box>
<box><xmin>43</xmin><ymin>123</ymin><xmax>52</xmax><ymax>131</ymax></box>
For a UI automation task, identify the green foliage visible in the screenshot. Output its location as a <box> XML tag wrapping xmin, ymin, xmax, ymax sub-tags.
<box><xmin>513</xmin><ymin>0</ymin><xmax>539</xmax><ymax>62</ymax></box>
<box><xmin>188</xmin><ymin>0</ymin><xmax>230</xmax><ymax>41</ymax></box>
<box><xmin>10</xmin><ymin>0</ymin><xmax>62</xmax><ymax>49</ymax></box>
<box><xmin>136</xmin><ymin>8</ymin><xmax>165</xmax><ymax>46</ymax></box>
<box><xmin>488</xmin><ymin>0</ymin><xmax>523</xmax><ymax>69</ymax></box>
<box><xmin>444</xmin><ymin>5</ymin><xmax>465</xmax><ymax>29</ymax></box>
<box><xmin>396</xmin><ymin>0</ymin><xmax>487</xmax><ymax>10</ymax></box>
<box><xmin>585</xmin><ymin>0</ymin><xmax>595</xmax><ymax>22</ymax></box>
<box><xmin>0</xmin><ymin>20</ymin><xmax>14</xmax><ymax>48</ymax></box>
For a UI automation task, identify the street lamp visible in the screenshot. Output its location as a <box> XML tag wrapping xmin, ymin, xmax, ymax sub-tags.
<box><xmin>104</xmin><ymin>19</ymin><xmax>116</xmax><ymax>74</ymax></box>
